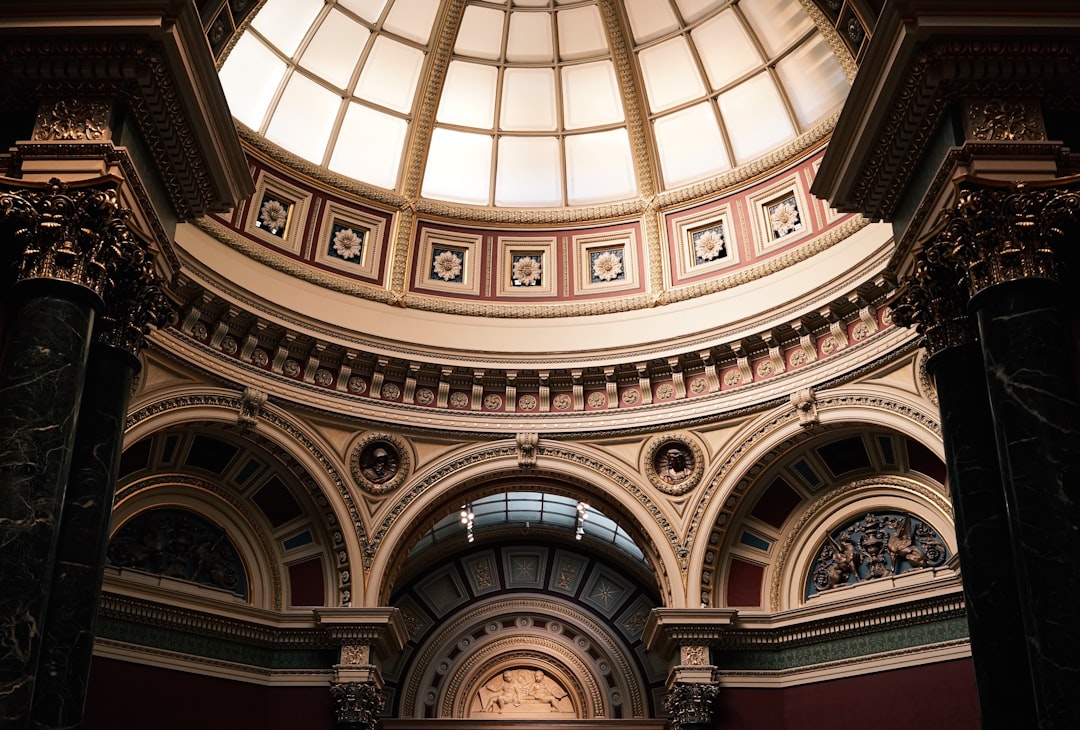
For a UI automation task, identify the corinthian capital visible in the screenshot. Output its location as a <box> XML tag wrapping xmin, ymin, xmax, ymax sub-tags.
<box><xmin>0</xmin><ymin>176</ymin><xmax>175</xmax><ymax>355</ymax></box>
<box><xmin>664</xmin><ymin>681</ymin><xmax>719</xmax><ymax>729</ymax></box>
<box><xmin>330</xmin><ymin>681</ymin><xmax>385</xmax><ymax>728</ymax></box>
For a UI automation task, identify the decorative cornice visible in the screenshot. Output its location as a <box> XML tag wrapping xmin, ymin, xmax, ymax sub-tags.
<box><xmin>815</xmin><ymin>19</ymin><xmax>1080</xmax><ymax>219</ymax></box>
<box><xmin>0</xmin><ymin>5</ymin><xmax>253</xmax><ymax>217</ymax></box>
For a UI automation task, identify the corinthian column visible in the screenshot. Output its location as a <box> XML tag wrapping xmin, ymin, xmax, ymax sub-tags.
<box><xmin>893</xmin><ymin>232</ymin><xmax>1036</xmax><ymax>729</ymax></box>
<box><xmin>896</xmin><ymin>176</ymin><xmax>1080</xmax><ymax>728</ymax></box>
<box><xmin>29</xmin><ymin>213</ymin><xmax>172</xmax><ymax>729</ymax></box>
<box><xmin>0</xmin><ymin>177</ymin><xmax>121</xmax><ymax>726</ymax></box>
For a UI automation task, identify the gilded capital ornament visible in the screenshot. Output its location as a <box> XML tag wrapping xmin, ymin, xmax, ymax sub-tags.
<box><xmin>330</xmin><ymin>681</ymin><xmax>384</xmax><ymax>727</ymax></box>
<box><xmin>664</xmin><ymin>682</ymin><xmax>719</xmax><ymax>728</ymax></box>
<box><xmin>0</xmin><ymin>177</ymin><xmax>175</xmax><ymax>355</ymax></box>
<box><xmin>894</xmin><ymin>176</ymin><xmax>1080</xmax><ymax>355</ymax></box>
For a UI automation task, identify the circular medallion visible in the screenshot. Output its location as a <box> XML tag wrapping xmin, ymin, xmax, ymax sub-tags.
<box><xmin>552</xmin><ymin>393</ymin><xmax>572</xmax><ymax>410</ymax></box>
<box><xmin>483</xmin><ymin>393</ymin><xmax>503</xmax><ymax>410</ymax></box>
<box><xmin>643</xmin><ymin>433</ymin><xmax>705</xmax><ymax>496</ymax></box>
<box><xmin>347</xmin><ymin>376</ymin><xmax>368</xmax><ymax>394</ymax></box>
<box><xmin>449</xmin><ymin>391</ymin><xmax>469</xmax><ymax>408</ymax></box>
<box><xmin>587</xmin><ymin>391</ymin><xmax>606</xmax><ymax>408</ymax></box>
<box><xmin>518</xmin><ymin>394</ymin><xmax>538</xmax><ymax>411</ymax></box>
<box><xmin>349</xmin><ymin>432</ymin><xmax>410</xmax><ymax>494</ymax></box>
<box><xmin>415</xmin><ymin>387</ymin><xmax>435</xmax><ymax>404</ymax></box>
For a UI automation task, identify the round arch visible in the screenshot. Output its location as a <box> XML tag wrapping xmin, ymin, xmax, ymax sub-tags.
<box><xmin>685</xmin><ymin>382</ymin><xmax>944</xmax><ymax>606</ymax></box>
<box><xmin>365</xmin><ymin>439</ymin><xmax>685</xmax><ymax>608</ymax></box>
<box><xmin>122</xmin><ymin>386</ymin><xmax>366</xmax><ymax>606</ymax></box>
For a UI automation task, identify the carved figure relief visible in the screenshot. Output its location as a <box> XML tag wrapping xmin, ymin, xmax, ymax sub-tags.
<box><xmin>807</xmin><ymin>512</ymin><xmax>949</xmax><ymax>597</ymax></box>
<box><xmin>655</xmin><ymin>444</ymin><xmax>693</xmax><ymax>484</ymax></box>
<box><xmin>475</xmin><ymin>668</ymin><xmax>572</xmax><ymax>716</ymax></box>
<box><xmin>360</xmin><ymin>443</ymin><xmax>398</xmax><ymax>484</ymax></box>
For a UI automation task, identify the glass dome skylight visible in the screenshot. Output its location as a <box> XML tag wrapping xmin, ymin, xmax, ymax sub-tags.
<box><xmin>411</xmin><ymin>491</ymin><xmax>646</xmax><ymax>563</ymax></box>
<box><xmin>219</xmin><ymin>0</ymin><xmax>849</xmax><ymax>208</ymax></box>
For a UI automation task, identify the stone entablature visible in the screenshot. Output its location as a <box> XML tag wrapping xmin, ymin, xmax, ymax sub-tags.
<box><xmin>158</xmin><ymin>274</ymin><xmax>902</xmax><ymax>430</ymax></box>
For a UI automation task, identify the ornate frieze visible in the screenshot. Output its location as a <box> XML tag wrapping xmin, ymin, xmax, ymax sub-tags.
<box><xmin>330</xmin><ymin>681</ymin><xmax>385</xmax><ymax>727</ymax></box>
<box><xmin>32</xmin><ymin>98</ymin><xmax>112</xmax><ymax>141</ymax></box>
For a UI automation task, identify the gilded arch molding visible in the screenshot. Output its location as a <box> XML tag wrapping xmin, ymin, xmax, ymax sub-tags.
<box><xmin>112</xmin><ymin>473</ymin><xmax>283</xmax><ymax>611</ymax></box>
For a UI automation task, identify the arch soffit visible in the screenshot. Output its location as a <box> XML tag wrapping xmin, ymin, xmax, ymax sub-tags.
<box><xmin>123</xmin><ymin>387</ymin><xmax>366</xmax><ymax>605</ymax></box>
<box><xmin>684</xmin><ymin>384</ymin><xmax>944</xmax><ymax>601</ymax></box>
<box><xmin>367</xmin><ymin>440</ymin><xmax>683</xmax><ymax>608</ymax></box>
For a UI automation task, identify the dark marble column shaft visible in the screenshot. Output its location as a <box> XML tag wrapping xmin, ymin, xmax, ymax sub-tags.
<box><xmin>29</xmin><ymin>343</ymin><xmax>138</xmax><ymax>730</ymax></box>
<box><xmin>927</xmin><ymin>342</ymin><xmax>1037</xmax><ymax>729</ymax></box>
<box><xmin>972</xmin><ymin>278</ymin><xmax>1080</xmax><ymax>728</ymax></box>
<box><xmin>0</xmin><ymin>280</ymin><xmax>98</xmax><ymax>728</ymax></box>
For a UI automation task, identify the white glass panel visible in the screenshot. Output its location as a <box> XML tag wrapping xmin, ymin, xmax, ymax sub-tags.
<box><xmin>251</xmin><ymin>0</ymin><xmax>323</xmax><ymax>56</ymax></box>
<box><xmin>775</xmin><ymin>35</ymin><xmax>849</xmax><ymax>129</ymax></box>
<box><xmin>512</xmin><ymin>0</ymin><xmax>548</xmax><ymax>6</ymax></box>
<box><xmin>654</xmin><ymin>103</ymin><xmax>729</xmax><ymax>188</ymax></box>
<box><xmin>506</xmin><ymin>11</ymin><xmax>553</xmax><ymax>62</ymax></box>
<box><xmin>739</xmin><ymin>0</ymin><xmax>813</xmax><ymax>57</ymax></box>
<box><xmin>329</xmin><ymin>103</ymin><xmax>407</xmax><ymax>189</ymax></box>
<box><xmin>719</xmin><ymin>72</ymin><xmax>795</xmax><ymax>163</ymax></box>
<box><xmin>624</xmin><ymin>0</ymin><xmax>679</xmax><ymax>43</ymax></box>
<box><xmin>675</xmin><ymin>0</ymin><xmax>722</xmax><ymax>23</ymax></box>
<box><xmin>384</xmin><ymin>0</ymin><xmax>440</xmax><ymax>44</ymax></box>
<box><xmin>557</xmin><ymin>6</ymin><xmax>607</xmax><ymax>60</ymax></box>
<box><xmin>298</xmin><ymin>9</ymin><xmax>369</xmax><ymax>90</ymax></box>
<box><xmin>500</xmin><ymin>68</ymin><xmax>557</xmax><ymax>131</ymax></box>
<box><xmin>456</xmin><ymin>5</ymin><xmax>505</xmax><ymax>60</ymax></box>
<box><xmin>437</xmin><ymin>61</ymin><xmax>498</xmax><ymax>128</ymax></box>
<box><xmin>265</xmin><ymin>73</ymin><xmax>340</xmax><ymax>163</ymax></box>
<box><xmin>565</xmin><ymin>129</ymin><xmax>636</xmax><ymax>204</ymax></box>
<box><xmin>219</xmin><ymin>35</ymin><xmax>287</xmax><ymax>130</ymax></box>
<box><xmin>337</xmin><ymin>0</ymin><xmax>390</xmax><ymax>23</ymax></box>
<box><xmin>691</xmin><ymin>9</ymin><xmax>761</xmax><ymax>90</ymax></box>
<box><xmin>355</xmin><ymin>36</ymin><xmax>425</xmax><ymax>113</ymax></box>
<box><xmin>562</xmin><ymin>60</ymin><xmax>623</xmax><ymax>129</ymax></box>
<box><xmin>638</xmin><ymin>37</ymin><xmax>706</xmax><ymax>113</ymax></box>
<box><xmin>495</xmin><ymin>136</ymin><xmax>562</xmax><ymax>207</ymax></box>
<box><xmin>422</xmin><ymin>128</ymin><xmax>492</xmax><ymax>205</ymax></box>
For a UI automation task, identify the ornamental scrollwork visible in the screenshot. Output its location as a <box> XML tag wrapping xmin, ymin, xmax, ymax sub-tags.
<box><xmin>32</xmin><ymin>98</ymin><xmax>111</xmax><ymax>141</ymax></box>
<box><xmin>893</xmin><ymin>177</ymin><xmax>1080</xmax><ymax>355</ymax></box>
<box><xmin>965</xmin><ymin>98</ymin><xmax>1045</xmax><ymax>142</ymax></box>
<box><xmin>0</xmin><ymin>177</ymin><xmax>174</xmax><ymax>354</ymax></box>
<box><xmin>330</xmin><ymin>681</ymin><xmax>384</xmax><ymax>727</ymax></box>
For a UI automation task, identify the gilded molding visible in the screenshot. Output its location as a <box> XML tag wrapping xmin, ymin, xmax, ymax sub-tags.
<box><xmin>124</xmin><ymin>393</ymin><xmax>362</xmax><ymax>595</ymax></box>
<box><xmin>697</xmin><ymin>394</ymin><xmax>942</xmax><ymax>604</ymax></box>
<box><xmin>401</xmin><ymin>597</ymin><xmax>644</xmax><ymax>718</ymax></box>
